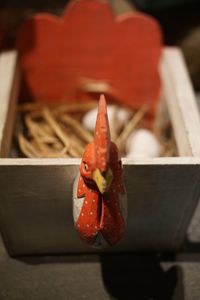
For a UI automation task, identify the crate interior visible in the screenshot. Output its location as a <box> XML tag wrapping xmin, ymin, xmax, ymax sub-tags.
<box><xmin>2</xmin><ymin>47</ymin><xmax>199</xmax><ymax>160</ymax></box>
<box><xmin>7</xmin><ymin>89</ymin><xmax>178</xmax><ymax>159</ymax></box>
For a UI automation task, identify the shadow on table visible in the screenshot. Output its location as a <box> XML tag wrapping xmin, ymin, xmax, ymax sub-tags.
<box><xmin>184</xmin><ymin>240</ymin><xmax>200</xmax><ymax>254</ymax></box>
<box><xmin>100</xmin><ymin>253</ymin><xmax>184</xmax><ymax>300</ymax></box>
<box><xmin>17</xmin><ymin>253</ymin><xmax>100</xmax><ymax>265</ymax></box>
<box><xmin>17</xmin><ymin>252</ymin><xmax>185</xmax><ymax>300</ymax></box>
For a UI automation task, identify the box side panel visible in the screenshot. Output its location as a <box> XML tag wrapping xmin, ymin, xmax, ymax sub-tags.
<box><xmin>0</xmin><ymin>159</ymin><xmax>199</xmax><ymax>255</ymax></box>
<box><xmin>160</xmin><ymin>47</ymin><xmax>200</xmax><ymax>157</ymax></box>
<box><xmin>0</xmin><ymin>51</ymin><xmax>20</xmax><ymax>157</ymax></box>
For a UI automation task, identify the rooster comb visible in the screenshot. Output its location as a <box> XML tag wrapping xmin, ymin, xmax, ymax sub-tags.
<box><xmin>94</xmin><ymin>94</ymin><xmax>111</xmax><ymax>172</ymax></box>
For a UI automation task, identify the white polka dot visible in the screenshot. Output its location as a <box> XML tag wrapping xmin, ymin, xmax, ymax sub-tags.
<box><xmin>90</xmin><ymin>212</ymin><xmax>93</xmax><ymax>215</ymax></box>
<box><xmin>93</xmin><ymin>199</ymin><xmax>96</xmax><ymax>202</ymax></box>
<box><xmin>85</xmin><ymin>201</ymin><xmax>88</xmax><ymax>204</ymax></box>
<box><xmin>86</xmin><ymin>224</ymin><xmax>90</xmax><ymax>227</ymax></box>
<box><xmin>81</xmin><ymin>213</ymin><xmax>84</xmax><ymax>216</ymax></box>
<box><xmin>77</xmin><ymin>224</ymin><xmax>80</xmax><ymax>227</ymax></box>
<box><xmin>95</xmin><ymin>226</ymin><xmax>98</xmax><ymax>229</ymax></box>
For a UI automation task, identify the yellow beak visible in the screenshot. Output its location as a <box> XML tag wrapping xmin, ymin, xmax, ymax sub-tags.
<box><xmin>92</xmin><ymin>168</ymin><xmax>113</xmax><ymax>194</ymax></box>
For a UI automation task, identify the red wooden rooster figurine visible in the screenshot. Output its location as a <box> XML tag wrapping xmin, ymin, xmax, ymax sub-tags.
<box><xmin>73</xmin><ymin>95</ymin><xmax>127</xmax><ymax>247</ymax></box>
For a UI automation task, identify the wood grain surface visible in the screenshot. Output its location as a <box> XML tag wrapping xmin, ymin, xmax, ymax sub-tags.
<box><xmin>0</xmin><ymin>51</ymin><xmax>20</xmax><ymax>157</ymax></box>
<box><xmin>16</xmin><ymin>0</ymin><xmax>162</xmax><ymax>112</ymax></box>
<box><xmin>160</xmin><ymin>47</ymin><xmax>200</xmax><ymax>157</ymax></box>
<box><xmin>0</xmin><ymin>157</ymin><xmax>199</xmax><ymax>255</ymax></box>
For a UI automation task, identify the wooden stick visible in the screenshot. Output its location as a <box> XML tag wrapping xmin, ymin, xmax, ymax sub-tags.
<box><xmin>60</xmin><ymin>129</ymin><xmax>85</xmax><ymax>156</ymax></box>
<box><xmin>18</xmin><ymin>133</ymin><xmax>41</xmax><ymax>158</ymax></box>
<box><xmin>42</xmin><ymin>108</ymin><xmax>85</xmax><ymax>157</ymax></box>
<box><xmin>37</xmin><ymin>135</ymin><xmax>59</xmax><ymax>144</ymax></box>
<box><xmin>53</xmin><ymin>102</ymin><xmax>97</xmax><ymax>116</ymax></box>
<box><xmin>25</xmin><ymin>116</ymin><xmax>59</xmax><ymax>143</ymax></box>
<box><xmin>59</xmin><ymin>123</ymin><xmax>86</xmax><ymax>152</ymax></box>
<box><xmin>60</xmin><ymin>146</ymin><xmax>68</xmax><ymax>155</ymax></box>
<box><xmin>70</xmin><ymin>136</ymin><xmax>85</xmax><ymax>156</ymax></box>
<box><xmin>18</xmin><ymin>101</ymin><xmax>151</xmax><ymax>158</ymax></box>
<box><xmin>20</xmin><ymin>101</ymin><xmax>97</xmax><ymax>118</ymax></box>
<box><xmin>25</xmin><ymin>116</ymin><xmax>61</xmax><ymax>154</ymax></box>
<box><xmin>24</xmin><ymin>116</ymin><xmax>48</xmax><ymax>150</ymax></box>
<box><xmin>115</xmin><ymin>105</ymin><xmax>149</xmax><ymax>151</ymax></box>
<box><xmin>66</xmin><ymin>139</ymin><xmax>82</xmax><ymax>157</ymax></box>
<box><xmin>42</xmin><ymin>108</ymin><xmax>71</xmax><ymax>149</ymax></box>
<box><xmin>39</xmin><ymin>122</ymin><xmax>54</xmax><ymax>136</ymax></box>
<box><xmin>60</xmin><ymin>114</ymin><xmax>93</xmax><ymax>143</ymax></box>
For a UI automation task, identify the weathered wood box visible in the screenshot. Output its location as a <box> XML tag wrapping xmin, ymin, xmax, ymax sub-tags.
<box><xmin>0</xmin><ymin>46</ymin><xmax>200</xmax><ymax>256</ymax></box>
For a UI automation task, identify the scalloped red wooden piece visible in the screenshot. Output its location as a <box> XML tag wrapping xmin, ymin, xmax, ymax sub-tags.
<box><xmin>16</xmin><ymin>0</ymin><xmax>162</xmax><ymax>110</ymax></box>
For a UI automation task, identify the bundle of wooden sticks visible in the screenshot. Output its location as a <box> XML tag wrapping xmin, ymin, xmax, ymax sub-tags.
<box><xmin>16</xmin><ymin>101</ymin><xmax>177</xmax><ymax>158</ymax></box>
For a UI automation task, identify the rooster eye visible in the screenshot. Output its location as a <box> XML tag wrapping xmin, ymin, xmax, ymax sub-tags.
<box><xmin>84</xmin><ymin>163</ymin><xmax>89</xmax><ymax>171</ymax></box>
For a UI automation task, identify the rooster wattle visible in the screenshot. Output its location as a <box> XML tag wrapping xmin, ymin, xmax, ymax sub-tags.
<box><xmin>73</xmin><ymin>95</ymin><xmax>127</xmax><ymax>247</ymax></box>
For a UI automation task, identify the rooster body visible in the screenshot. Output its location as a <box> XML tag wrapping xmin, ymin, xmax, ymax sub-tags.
<box><xmin>73</xmin><ymin>95</ymin><xmax>127</xmax><ymax>247</ymax></box>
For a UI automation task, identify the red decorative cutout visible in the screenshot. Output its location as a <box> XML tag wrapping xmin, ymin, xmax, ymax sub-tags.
<box><xmin>16</xmin><ymin>0</ymin><xmax>162</xmax><ymax>111</ymax></box>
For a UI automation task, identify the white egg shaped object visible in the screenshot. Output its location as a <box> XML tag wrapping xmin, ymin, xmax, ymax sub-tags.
<box><xmin>116</xmin><ymin>108</ymin><xmax>132</xmax><ymax>126</ymax></box>
<box><xmin>82</xmin><ymin>107</ymin><xmax>98</xmax><ymax>131</ymax></box>
<box><xmin>82</xmin><ymin>105</ymin><xmax>130</xmax><ymax>132</ymax></box>
<box><xmin>126</xmin><ymin>129</ymin><xmax>160</xmax><ymax>158</ymax></box>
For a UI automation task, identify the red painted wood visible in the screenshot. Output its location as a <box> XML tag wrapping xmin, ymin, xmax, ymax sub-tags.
<box><xmin>74</xmin><ymin>96</ymin><xmax>127</xmax><ymax>246</ymax></box>
<box><xmin>16</xmin><ymin>0</ymin><xmax>162</xmax><ymax>111</ymax></box>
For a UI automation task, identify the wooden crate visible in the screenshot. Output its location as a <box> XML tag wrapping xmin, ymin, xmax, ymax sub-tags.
<box><xmin>0</xmin><ymin>47</ymin><xmax>200</xmax><ymax>256</ymax></box>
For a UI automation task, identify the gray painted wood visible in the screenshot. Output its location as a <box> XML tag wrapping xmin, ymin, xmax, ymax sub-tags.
<box><xmin>0</xmin><ymin>51</ymin><xmax>19</xmax><ymax>157</ymax></box>
<box><xmin>160</xmin><ymin>47</ymin><xmax>200</xmax><ymax>157</ymax></box>
<box><xmin>0</xmin><ymin>158</ymin><xmax>199</xmax><ymax>255</ymax></box>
